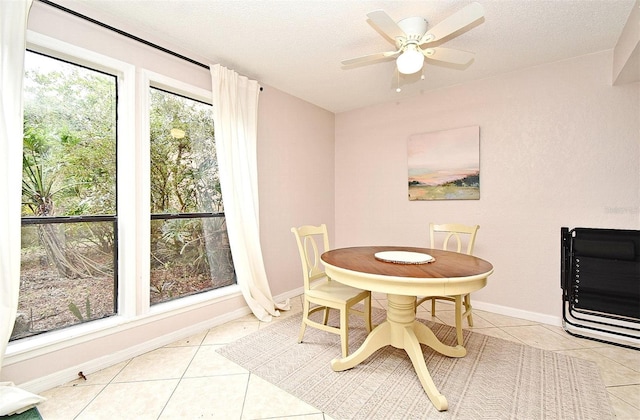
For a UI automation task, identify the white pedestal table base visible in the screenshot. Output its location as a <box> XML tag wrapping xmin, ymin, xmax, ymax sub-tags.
<box><xmin>330</xmin><ymin>294</ymin><xmax>466</xmax><ymax>411</ymax></box>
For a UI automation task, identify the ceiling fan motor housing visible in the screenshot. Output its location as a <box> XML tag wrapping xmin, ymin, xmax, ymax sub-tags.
<box><xmin>397</xmin><ymin>17</ymin><xmax>428</xmax><ymax>39</ymax></box>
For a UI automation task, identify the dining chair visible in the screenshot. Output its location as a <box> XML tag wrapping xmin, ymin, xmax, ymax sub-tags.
<box><xmin>291</xmin><ymin>224</ymin><xmax>372</xmax><ymax>357</ymax></box>
<box><xmin>416</xmin><ymin>223</ymin><xmax>480</xmax><ymax>346</ymax></box>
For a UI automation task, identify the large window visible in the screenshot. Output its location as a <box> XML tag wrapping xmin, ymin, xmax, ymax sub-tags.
<box><xmin>149</xmin><ymin>87</ymin><xmax>235</xmax><ymax>305</ymax></box>
<box><xmin>14</xmin><ymin>51</ymin><xmax>117</xmax><ymax>340</ymax></box>
<box><xmin>11</xmin><ymin>44</ymin><xmax>236</xmax><ymax>343</ymax></box>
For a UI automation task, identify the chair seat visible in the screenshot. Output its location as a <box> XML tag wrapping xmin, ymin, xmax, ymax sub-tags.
<box><xmin>307</xmin><ymin>280</ymin><xmax>369</xmax><ymax>303</ymax></box>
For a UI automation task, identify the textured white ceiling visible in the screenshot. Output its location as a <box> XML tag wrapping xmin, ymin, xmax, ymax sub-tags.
<box><xmin>54</xmin><ymin>0</ymin><xmax>635</xmax><ymax>113</ymax></box>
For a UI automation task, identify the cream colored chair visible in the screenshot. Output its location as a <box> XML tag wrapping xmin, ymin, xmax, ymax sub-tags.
<box><xmin>291</xmin><ymin>224</ymin><xmax>372</xmax><ymax>357</ymax></box>
<box><xmin>416</xmin><ymin>223</ymin><xmax>480</xmax><ymax>346</ymax></box>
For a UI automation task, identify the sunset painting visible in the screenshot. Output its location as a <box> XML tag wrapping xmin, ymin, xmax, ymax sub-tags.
<box><xmin>408</xmin><ymin>126</ymin><xmax>480</xmax><ymax>200</ymax></box>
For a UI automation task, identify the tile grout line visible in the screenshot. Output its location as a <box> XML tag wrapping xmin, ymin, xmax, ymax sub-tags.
<box><xmin>155</xmin><ymin>336</ymin><xmax>207</xmax><ymax>419</ymax></box>
<box><xmin>72</xmin><ymin>357</ymin><xmax>132</xmax><ymax>419</ymax></box>
<box><xmin>239</xmin><ymin>371</ymin><xmax>252</xmax><ymax>420</ymax></box>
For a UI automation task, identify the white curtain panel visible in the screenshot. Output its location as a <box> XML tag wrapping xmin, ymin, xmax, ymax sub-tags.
<box><xmin>0</xmin><ymin>0</ymin><xmax>31</xmax><ymax>371</ymax></box>
<box><xmin>210</xmin><ymin>64</ymin><xmax>289</xmax><ymax>321</ymax></box>
<box><xmin>0</xmin><ymin>0</ymin><xmax>46</xmax><ymax>415</ymax></box>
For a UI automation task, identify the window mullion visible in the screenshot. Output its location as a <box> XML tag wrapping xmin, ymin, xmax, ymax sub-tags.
<box><xmin>133</xmin><ymin>70</ymin><xmax>153</xmax><ymax>315</ymax></box>
<box><xmin>116</xmin><ymin>62</ymin><xmax>139</xmax><ymax>318</ymax></box>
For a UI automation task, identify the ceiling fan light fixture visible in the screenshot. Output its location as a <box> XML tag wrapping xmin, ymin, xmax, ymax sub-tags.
<box><xmin>396</xmin><ymin>45</ymin><xmax>424</xmax><ymax>74</ymax></box>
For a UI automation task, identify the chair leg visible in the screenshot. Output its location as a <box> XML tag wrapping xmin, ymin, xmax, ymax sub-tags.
<box><xmin>298</xmin><ymin>299</ymin><xmax>310</xmax><ymax>344</ymax></box>
<box><xmin>454</xmin><ymin>295</ymin><xmax>464</xmax><ymax>346</ymax></box>
<box><xmin>464</xmin><ymin>294</ymin><xmax>474</xmax><ymax>327</ymax></box>
<box><xmin>431</xmin><ymin>297</ymin><xmax>437</xmax><ymax>316</ymax></box>
<box><xmin>340</xmin><ymin>307</ymin><xmax>349</xmax><ymax>358</ymax></box>
<box><xmin>364</xmin><ymin>294</ymin><xmax>372</xmax><ymax>332</ymax></box>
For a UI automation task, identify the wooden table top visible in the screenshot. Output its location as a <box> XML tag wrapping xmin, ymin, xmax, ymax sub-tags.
<box><xmin>321</xmin><ymin>246</ymin><xmax>493</xmax><ymax>280</ymax></box>
<box><xmin>321</xmin><ymin>246</ymin><xmax>493</xmax><ymax>296</ymax></box>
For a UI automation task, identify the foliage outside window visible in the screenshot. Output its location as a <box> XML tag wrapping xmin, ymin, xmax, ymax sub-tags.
<box><xmin>14</xmin><ymin>51</ymin><xmax>117</xmax><ymax>340</ymax></box>
<box><xmin>149</xmin><ymin>87</ymin><xmax>235</xmax><ymax>305</ymax></box>
<box><xmin>12</xmin><ymin>49</ymin><xmax>236</xmax><ymax>342</ymax></box>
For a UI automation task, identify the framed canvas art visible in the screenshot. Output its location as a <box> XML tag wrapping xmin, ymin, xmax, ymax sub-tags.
<box><xmin>408</xmin><ymin>126</ymin><xmax>480</xmax><ymax>200</ymax></box>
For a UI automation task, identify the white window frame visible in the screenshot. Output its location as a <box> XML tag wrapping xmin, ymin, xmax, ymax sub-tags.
<box><xmin>139</xmin><ymin>70</ymin><xmax>233</xmax><ymax>316</ymax></box>
<box><xmin>6</xmin><ymin>31</ymin><xmax>240</xmax><ymax>360</ymax></box>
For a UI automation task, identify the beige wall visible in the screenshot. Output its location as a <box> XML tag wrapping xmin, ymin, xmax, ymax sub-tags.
<box><xmin>335</xmin><ymin>51</ymin><xmax>640</xmax><ymax>321</ymax></box>
<box><xmin>257</xmin><ymin>87</ymin><xmax>335</xmax><ymax>297</ymax></box>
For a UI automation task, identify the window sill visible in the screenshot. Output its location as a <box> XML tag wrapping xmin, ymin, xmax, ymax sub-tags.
<box><xmin>4</xmin><ymin>284</ymin><xmax>242</xmax><ymax>365</ymax></box>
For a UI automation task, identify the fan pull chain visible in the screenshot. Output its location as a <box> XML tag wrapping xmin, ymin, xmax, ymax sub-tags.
<box><xmin>396</xmin><ymin>69</ymin><xmax>401</xmax><ymax>92</ymax></box>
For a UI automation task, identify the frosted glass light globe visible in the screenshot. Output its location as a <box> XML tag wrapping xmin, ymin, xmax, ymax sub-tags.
<box><xmin>396</xmin><ymin>45</ymin><xmax>424</xmax><ymax>75</ymax></box>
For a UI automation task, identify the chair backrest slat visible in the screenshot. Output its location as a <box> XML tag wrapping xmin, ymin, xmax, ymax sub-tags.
<box><xmin>430</xmin><ymin>223</ymin><xmax>479</xmax><ymax>256</ymax></box>
<box><xmin>291</xmin><ymin>224</ymin><xmax>330</xmax><ymax>290</ymax></box>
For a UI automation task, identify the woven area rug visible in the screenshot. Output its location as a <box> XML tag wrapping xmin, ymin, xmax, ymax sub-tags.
<box><xmin>217</xmin><ymin>308</ymin><xmax>613</xmax><ymax>419</ymax></box>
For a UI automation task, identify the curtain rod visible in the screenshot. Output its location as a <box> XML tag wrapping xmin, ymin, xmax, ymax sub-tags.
<box><xmin>38</xmin><ymin>0</ymin><xmax>210</xmax><ymax>70</ymax></box>
<box><xmin>37</xmin><ymin>1</ymin><xmax>264</xmax><ymax>90</ymax></box>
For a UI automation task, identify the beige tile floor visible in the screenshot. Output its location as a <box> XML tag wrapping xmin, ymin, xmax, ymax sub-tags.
<box><xmin>37</xmin><ymin>293</ymin><xmax>640</xmax><ymax>419</ymax></box>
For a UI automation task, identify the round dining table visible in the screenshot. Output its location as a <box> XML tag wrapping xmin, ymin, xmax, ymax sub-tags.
<box><xmin>321</xmin><ymin>246</ymin><xmax>494</xmax><ymax>411</ymax></box>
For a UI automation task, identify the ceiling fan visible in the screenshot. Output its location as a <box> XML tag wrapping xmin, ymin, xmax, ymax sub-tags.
<box><xmin>342</xmin><ymin>2</ymin><xmax>484</xmax><ymax>76</ymax></box>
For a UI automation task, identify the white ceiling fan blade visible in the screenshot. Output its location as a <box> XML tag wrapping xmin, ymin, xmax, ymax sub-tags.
<box><xmin>422</xmin><ymin>47</ymin><xmax>475</xmax><ymax>65</ymax></box>
<box><xmin>342</xmin><ymin>50</ymin><xmax>400</xmax><ymax>66</ymax></box>
<box><xmin>420</xmin><ymin>2</ymin><xmax>484</xmax><ymax>44</ymax></box>
<box><xmin>366</xmin><ymin>10</ymin><xmax>406</xmax><ymax>41</ymax></box>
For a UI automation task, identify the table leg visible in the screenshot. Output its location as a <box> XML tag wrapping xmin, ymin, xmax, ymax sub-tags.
<box><xmin>403</xmin><ymin>324</ymin><xmax>449</xmax><ymax>411</ymax></box>
<box><xmin>331</xmin><ymin>321</ymin><xmax>391</xmax><ymax>371</ymax></box>
<box><xmin>413</xmin><ymin>321</ymin><xmax>466</xmax><ymax>358</ymax></box>
<box><xmin>331</xmin><ymin>294</ymin><xmax>466</xmax><ymax>412</ymax></box>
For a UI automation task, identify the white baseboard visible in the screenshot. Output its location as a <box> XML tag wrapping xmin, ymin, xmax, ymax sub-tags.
<box><xmin>471</xmin><ymin>300</ymin><xmax>562</xmax><ymax>327</ymax></box>
<box><xmin>412</xmin><ymin>294</ymin><xmax>563</xmax><ymax>327</ymax></box>
<box><xmin>274</xmin><ymin>287</ymin><xmax>303</xmax><ymax>305</ymax></box>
